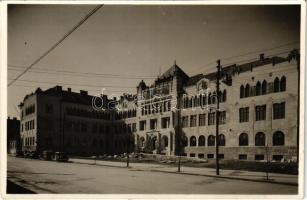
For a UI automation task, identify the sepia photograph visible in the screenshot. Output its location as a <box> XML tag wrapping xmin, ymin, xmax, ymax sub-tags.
<box><xmin>2</xmin><ymin>1</ymin><xmax>305</xmax><ymax>198</ymax></box>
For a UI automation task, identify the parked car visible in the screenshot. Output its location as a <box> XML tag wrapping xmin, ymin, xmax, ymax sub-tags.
<box><xmin>52</xmin><ymin>152</ymin><xmax>69</xmax><ymax>162</ymax></box>
<box><xmin>40</xmin><ymin>150</ymin><xmax>54</xmax><ymax>161</ymax></box>
<box><xmin>29</xmin><ymin>151</ymin><xmax>39</xmax><ymax>159</ymax></box>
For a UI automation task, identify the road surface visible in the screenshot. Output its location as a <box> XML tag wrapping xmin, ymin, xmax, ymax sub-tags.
<box><xmin>7</xmin><ymin>156</ymin><xmax>298</xmax><ymax>194</ymax></box>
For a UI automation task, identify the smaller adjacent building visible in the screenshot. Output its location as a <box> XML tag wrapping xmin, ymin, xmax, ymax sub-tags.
<box><xmin>7</xmin><ymin>117</ymin><xmax>21</xmax><ymax>154</ymax></box>
<box><xmin>18</xmin><ymin>86</ymin><xmax>114</xmax><ymax>155</ymax></box>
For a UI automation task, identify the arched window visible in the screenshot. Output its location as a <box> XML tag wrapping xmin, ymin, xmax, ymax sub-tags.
<box><xmin>194</xmin><ymin>96</ymin><xmax>198</xmax><ymax>107</ymax></box>
<box><xmin>218</xmin><ymin>134</ymin><xmax>226</xmax><ymax>146</ymax></box>
<box><xmin>203</xmin><ymin>95</ymin><xmax>207</xmax><ymax>105</ymax></box>
<box><xmin>189</xmin><ymin>98</ymin><xmax>193</xmax><ymax>108</ymax></box>
<box><xmin>222</xmin><ymin>90</ymin><xmax>227</xmax><ymax>102</ymax></box>
<box><xmin>198</xmin><ymin>135</ymin><xmax>205</xmax><ymax>146</ymax></box>
<box><xmin>190</xmin><ymin>136</ymin><xmax>197</xmax><ymax>146</ymax></box>
<box><xmin>262</xmin><ymin>80</ymin><xmax>267</xmax><ymax>95</ymax></box>
<box><xmin>273</xmin><ymin>131</ymin><xmax>285</xmax><ymax>146</ymax></box>
<box><xmin>201</xmin><ymin>81</ymin><xmax>207</xmax><ymax>90</ymax></box>
<box><xmin>239</xmin><ymin>133</ymin><xmax>249</xmax><ymax>146</ymax></box>
<box><xmin>280</xmin><ymin>76</ymin><xmax>286</xmax><ymax>92</ymax></box>
<box><xmin>208</xmin><ymin>135</ymin><xmax>215</xmax><ymax>146</ymax></box>
<box><xmin>208</xmin><ymin>93</ymin><xmax>212</xmax><ymax>104</ymax></box>
<box><xmin>256</xmin><ymin>81</ymin><xmax>261</xmax><ymax>96</ymax></box>
<box><xmin>245</xmin><ymin>84</ymin><xmax>250</xmax><ymax>97</ymax></box>
<box><xmin>183</xmin><ymin>136</ymin><xmax>188</xmax><ymax>147</ymax></box>
<box><xmin>274</xmin><ymin>77</ymin><xmax>280</xmax><ymax>93</ymax></box>
<box><xmin>240</xmin><ymin>85</ymin><xmax>245</xmax><ymax>98</ymax></box>
<box><xmin>212</xmin><ymin>92</ymin><xmax>216</xmax><ymax>104</ymax></box>
<box><xmin>162</xmin><ymin>135</ymin><xmax>168</xmax><ymax>147</ymax></box>
<box><xmin>255</xmin><ymin>132</ymin><xmax>265</xmax><ymax>146</ymax></box>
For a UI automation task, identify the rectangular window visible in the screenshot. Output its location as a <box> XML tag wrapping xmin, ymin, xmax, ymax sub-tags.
<box><xmin>190</xmin><ymin>153</ymin><xmax>196</xmax><ymax>157</ymax></box>
<box><xmin>150</xmin><ymin>119</ymin><xmax>157</xmax><ymax>130</ymax></box>
<box><xmin>239</xmin><ymin>107</ymin><xmax>249</xmax><ymax>123</ymax></box>
<box><xmin>272</xmin><ymin>155</ymin><xmax>283</xmax><ymax>161</ymax></box>
<box><xmin>219</xmin><ymin>111</ymin><xmax>226</xmax><ymax>124</ymax></box>
<box><xmin>239</xmin><ymin>154</ymin><xmax>247</xmax><ymax>160</ymax></box>
<box><xmin>132</xmin><ymin>123</ymin><xmax>136</xmax><ymax>132</ymax></box>
<box><xmin>198</xmin><ymin>154</ymin><xmax>205</xmax><ymax>159</ymax></box>
<box><xmin>199</xmin><ymin>114</ymin><xmax>206</xmax><ymax>126</ymax></box>
<box><xmin>139</xmin><ymin>120</ymin><xmax>146</xmax><ymax>131</ymax></box>
<box><xmin>207</xmin><ymin>154</ymin><xmax>214</xmax><ymax>159</ymax></box>
<box><xmin>255</xmin><ymin>105</ymin><xmax>266</xmax><ymax>121</ymax></box>
<box><xmin>182</xmin><ymin>116</ymin><xmax>189</xmax><ymax>128</ymax></box>
<box><xmin>218</xmin><ymin>154</ymin><xmax>224</xmax><ymax>159</ymax></box>
<box><xmin>208</xmin><ymin>112</ymin><xmax>216</xmax><ymax>126</ymax></box>
<box><xmin>161</xmin><ymin>117</ymin><xmax>170</xmax><ymax>129</ymax></box>
<box><xmin>190</xmin><ymin>115</ymin><xmax>197</xmax><ymax>127</ymax></box>
<box><xmin>255</xmin><ymin>154</ymin><xmax>264</xmax><ymax>161</ymax></box>
<box><xmin>273</xmin><ymin>102</ymin><xmax>285</xmax><ymax>119</ymax></box>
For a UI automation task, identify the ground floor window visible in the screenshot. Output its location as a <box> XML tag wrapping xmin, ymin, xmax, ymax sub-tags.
<box><xmin>239</xmin><ymin>154</ymin><xmax>247</xmax><ymax>160</ymax></box>
<box><xmin>207</xmin><ymin>154</ymin><xmax>214</xmax><ymax>159</ymax></box>
<box><xmin>198</xmin><ymin>153</ymin><xmax>204</xmax><ymax>159</ymax></box>
<box><xmin>272</xmin><ymin>155</ymin><xmax>283</xmax><ymax>161</ymax></box>
<box><xmin>190</xmin><ymin>153</ymin><xmax>195</xmax><ymax>157</ymax></box>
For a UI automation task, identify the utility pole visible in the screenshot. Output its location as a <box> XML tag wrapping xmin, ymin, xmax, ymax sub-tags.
<box><xmin>126</xmin><ymin>133</ymin><xmax>130</xmax><ymax>168</ymax></box>
<box><xmin>215</xmin><ymin>60</ymin><xmax>221</xmax><ymax>176</ymax></box>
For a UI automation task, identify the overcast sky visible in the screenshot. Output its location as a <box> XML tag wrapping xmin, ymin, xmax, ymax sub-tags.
<box><xmin>7</xmin><ymin>4</ymin><xmax>300</xmax><ymax>118</ymax></box>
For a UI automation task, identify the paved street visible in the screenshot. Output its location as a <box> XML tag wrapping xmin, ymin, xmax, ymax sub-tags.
<box><xmin>7</xmin><ymin>156</ymin><xmax>298</xmax><ymax>194</ymax></box>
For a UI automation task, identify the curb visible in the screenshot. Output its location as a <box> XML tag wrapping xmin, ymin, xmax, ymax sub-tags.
<box><xmin>149</xmin><ymin>169</ymin><xmax>298</xmax><ymax>187</ymax></box>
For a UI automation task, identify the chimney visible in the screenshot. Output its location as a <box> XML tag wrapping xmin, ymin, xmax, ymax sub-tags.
<box><xmin>55</xmin><ymin>86</ymin><xmax>62</xmax><ymax>92</ymax></box>
<box><xmin>80</xmin><ymin>90</ymin><xmax>88</xmax><ymax>96</ymax></box>
<box><xmin>67</xmin><ymin>88</ymin><xmax>72</xmax><ymax>92</ymax></box>
<box><xmin>259</xmin><ymin>53</ymin><xmax>265</xmax><ymax>61</ymax></box>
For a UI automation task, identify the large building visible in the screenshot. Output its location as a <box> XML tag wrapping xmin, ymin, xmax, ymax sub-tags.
<box><xmin>18</xmin><ymin>50</ymin><xmax>299</xmax><ymax>161</ymax></box>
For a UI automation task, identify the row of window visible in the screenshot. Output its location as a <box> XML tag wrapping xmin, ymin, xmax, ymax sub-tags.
<box><xmin>240</xmin><ymin>76</ymin><xmax>286</xmax><ymax>98</ymax></box>
<box><xmin>187</xmin><ymin>153</ymin><xmax>284</xmax><ymax>161</ymax></box>
<box><xmin>115</xmin><ymin>109</ymin><xmax>137</xmax><ymax>120</ymax></box>
<box><xmin>141</xmin><ymin>101</ymin><xmax>171</xmax><ymax>116</ymax></box>
<box><xmin>183</xmin><ymin>131</ymin><xmax>285</xmax><ymax>147</ymax></box>
<box><xmin>239</xmin><ymin>102</ymin><xmax>285</xmax><ymax>122</ymax></box>
<box><xmin>66</xmin><ymin>107</ymin><xmax>111</xmax><ymax>120</ymax></box>
<box><xmin>21</xmin><ymin>119</ymin><xmax>35</xmax><ymax>132</ymax></box>
<box><xmin>24</xmin><ymin>136</ymin><xmax>35</xmax><ymax>146</ymax></box>
<box><xmin>182</xmin><ymin>90</ymin><xmax>227</xmax><ymax>109</ymax></box>
<box><xmin>65</xmin><ymin>121</ymin><xmax>110</xmax><ymax>134</ymax></box>
<box><xmin>24</xmin><ymin>104</ymin><xmax>35</xmax><ymax>116</ymax></box>
<box><xmin>139</xmin><ymin>117</ymin><xmax>171</xmax><ymax>131</ymax></box>
<box><xmin>114</xmin><ymin>123</ymin><xmax>137</xmax><ymax>134</ymax></box>
<box><xmin>182</xmin><ymin>112</ymin><xmax>226</xmax><ymax>128</ymax></box>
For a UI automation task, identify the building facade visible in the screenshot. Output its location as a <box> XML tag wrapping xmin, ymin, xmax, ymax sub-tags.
<box><xmin>18</xmin><ymin>50</ymin><xmax>299</xmax><ymax>161</ymax></box>
<box><xmin>19</xmin><ymin>86</ymin><xmax>116</xmax><ymax>155</ymax></box>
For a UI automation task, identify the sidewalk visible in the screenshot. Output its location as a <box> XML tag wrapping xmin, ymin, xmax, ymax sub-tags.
<box><xmin>70</xmin><ymin>158</ymin><xmax>298</xmax><ymax>186</ymax></box>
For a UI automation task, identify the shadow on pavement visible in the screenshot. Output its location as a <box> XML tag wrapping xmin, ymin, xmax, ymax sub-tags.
<box><xmin>7</xmin><ymin>180</ymin><xmax>36</xmax><ymax>194</ymax></box>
